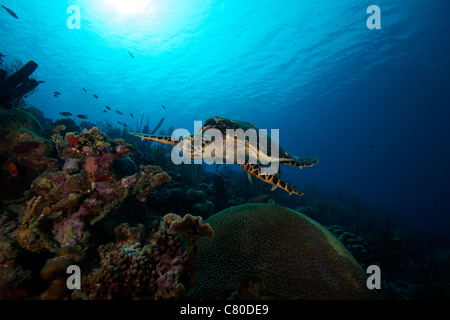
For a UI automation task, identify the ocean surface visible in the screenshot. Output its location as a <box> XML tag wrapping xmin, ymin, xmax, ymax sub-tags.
<box><xmin>1</xmin><ymin>0</ymin><xmax>450</xmax><ymax>246</ymax></box>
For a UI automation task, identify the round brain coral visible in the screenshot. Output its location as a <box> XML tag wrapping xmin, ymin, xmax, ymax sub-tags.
<box><xmin>188</xmin><ymin>203</ymin><xmax>376</xmax><ymax>299</ymax></box>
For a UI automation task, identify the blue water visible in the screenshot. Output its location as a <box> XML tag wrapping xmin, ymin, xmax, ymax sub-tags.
<box><xmin>2</xmin><ymin>0</ymin><xmax>450</xmax><ymax>243</ymax></box>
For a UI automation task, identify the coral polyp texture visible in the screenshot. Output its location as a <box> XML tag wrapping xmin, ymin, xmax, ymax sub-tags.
<box><xmin>18</xmin><ymin>127</ymin><xmax>171</xmax><ymax>253</ymax></box>
<box><xmin>82</xmin><ymin>214</ymin><xmax>212</xmax><ymax>300</ymax></box>
<box><xmin>188</xmin><ymin>203</ymin><xmax>376</xmax><ymax>299</ymax></box>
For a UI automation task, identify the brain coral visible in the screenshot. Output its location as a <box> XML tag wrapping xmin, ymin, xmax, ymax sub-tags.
<box><xmin>188</xmin><ymin>203</ymin><xmax>375</xmax><ymax>299</ymax></box>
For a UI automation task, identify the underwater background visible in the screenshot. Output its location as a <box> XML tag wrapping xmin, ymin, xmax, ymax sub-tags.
<box><xmin>1</xmin><ymin>0</ymin><xmax>450</xmax><ymax>300</ymax></box>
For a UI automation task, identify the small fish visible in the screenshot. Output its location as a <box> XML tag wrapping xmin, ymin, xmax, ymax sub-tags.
<box><xmin>122</xmin><ymin>123</ymin><xmax>128</xmax><ymax>127</ymax></box>
<box><xmin>161</xmin><ymin>104</ymin><xmax>166</xmax><ymax>110</ymax></box>
<box><xmin>102</xmin><ymin>110</ymin><xmax>107</xmax><ymax>113</ymax></box>
<box><xmin>54</xmin><ymin>91</ymin><xmax>61</xmax><ymax>95</ymax></box>
<box><xmin>5</xmin><ymin>161</ymin><xmax>19</xmax><ymax>177</ymax></box>
<box><xmin>129</xmin><ymin>113</ymin><xmax>134</xmax><ymax>118</ymax></box>
<box><xmin>1</xmin><ymin>5</ymin><xmax>19</xmax><ymax>19</ymax></box>
<box><xmin>93</xmin><ymin>94</ymin><xmax>98</xmax><ymax>99</ymax></box>
<box><xmin>115</xmin><ymin>110</ymin><xmax>123</xmax><ymax>115</ymax></box>
<box><xmin>105</xmin><ymin>106</ymin><xmax>111</xmax><ymax>110</ymax></box>
<box><xmin>128</xmin><ymin>51</ymin><xmax>134</xmax><ymax>58</ymax></box>
<box><xmin>59</xmin><ymin>112</ymin><xmax>73</xmax><ymax>117</ymax></box>
<box><xmin>0</xmin><ymin>53</ymin><xmax>6</xmax><ymax>58</ymax></box>
<box><xmin>77</xmin><ymin>114</ymin><xmax>88</xmax><ymax>119</ymax></box>
<box><xmin>117</xmin><ymin>121</ymin><xmax>123</xmax><ymax>125</ymax></box>
<box><xmin>38</xmin><ymin>80</ymin><xmax>45</xmax><ymax>84</ymax></box>
<box><xmin>53</xmin><ymin>94</ymin><xmax>58</xmax><ymax>98</ymax></box>
<box><xmin>82</xmin><ymin>88</ymin><xmax>87</xmax><ymax>93</ymax></box>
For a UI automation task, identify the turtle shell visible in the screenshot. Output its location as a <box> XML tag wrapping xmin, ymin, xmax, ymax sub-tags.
<box><xmin>200</xmin><ymin>116</ymin><xmax>292</xmax><ymax>161</ymax></box>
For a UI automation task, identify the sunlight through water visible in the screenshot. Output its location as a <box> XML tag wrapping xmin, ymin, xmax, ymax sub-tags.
<box><xmin>104</xmin><ymin>0</ymin><xmax>154</xmax><ymax>14</ymax></box>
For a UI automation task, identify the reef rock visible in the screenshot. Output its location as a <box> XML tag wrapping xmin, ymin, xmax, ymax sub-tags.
<box><xmin>52</xmin><ymin>118</ymin><xmax>80</xmax><ymax>135</ymax></box>
<box><xmin>0</xmin><ymin>108</ymin><xmax>41</xmax><ymax>135</ymax></box>
<box><xmin>0</xmin><ymin>110</ymin><xmax>58</xmax><ymax>200</ymax></box>
<box><xmin>18</xmin><ymin>127</ymin><xmax>171</xmax><ymax>253</ymax></box>
<box><xmin>184</xmin><ymin>188</ymin><xmax>215</xmax><ymax>218</ymax></box>
<box><xmin>83</xmin><ymin>213</ymin><xmax>212</xmax><ymax>300</ymax></box>
<box><xmin>111</xmin><ymin>156</ymin><xmax>138</xmax><ymax>179</ymax></box>
<box><xmin>0</xmin><ymin>232</ymin><xmax>33</xmax><ymax>299</ymax></box>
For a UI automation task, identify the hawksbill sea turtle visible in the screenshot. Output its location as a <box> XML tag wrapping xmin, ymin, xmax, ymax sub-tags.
<box><xmin>129</xmin><ymin>116</ymin><xmax>318</xmax><ymax>196</ymax></box>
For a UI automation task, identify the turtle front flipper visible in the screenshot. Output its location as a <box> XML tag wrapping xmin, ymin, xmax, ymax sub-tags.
<box><xmin>128</xmin><ymin>132</ymin><xmax>179</xmax><ymax>146</ymax></box>
<box><xmin>240</xmin><ymin>163</ymin><xmax>303</xmax><ymax>196</ymax></box>
<box><xmin>281</xmin><ymin>156</ymin><xmax>319</xmax><ymax>169</ymax></box>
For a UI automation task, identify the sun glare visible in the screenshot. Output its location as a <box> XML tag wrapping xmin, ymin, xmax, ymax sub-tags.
<box><xmin>104</xmin><ymin>0</ymin><xmax>153</xmax><ymax>14</ymax></box>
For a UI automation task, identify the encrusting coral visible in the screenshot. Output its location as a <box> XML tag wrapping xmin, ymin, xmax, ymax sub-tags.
<box><xmin>188</xmin><ymin>203</ymin><xmax>376</xmax><ymax>300</ymax></box>
<box><xmin>18</xmin><ymin>127</ymin><xmax>171</xmax><ymax>253</ymax></box>
<box><xmin>81</xmin><ymin>213</ymin><xmax>213</xmax><ymax>300</ymax></box>
<box><xmin>165</xmin><ymin>213</ymin><xmax>214</xmax><ymax>242</ymax></box>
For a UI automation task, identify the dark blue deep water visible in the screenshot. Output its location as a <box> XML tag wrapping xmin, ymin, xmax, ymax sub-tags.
<box><xmin>1</xmin><ymin>1</ymin><xmax>450</xmax><ymax>248</ymax></box>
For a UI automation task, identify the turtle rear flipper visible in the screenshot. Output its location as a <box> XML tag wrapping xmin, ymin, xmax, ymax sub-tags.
<box><xmin>281</xmin><ymin>156</ymin><xmax>319</xmax><ymax>169</ymax></box>
<box><xmin>240</xmin><ymin>163</ymin><xmax>303</xmax><ymax>196</ymax></box>
<box><xmin>129</xmin><ymin>132</ymin><xmax>179</xmax><ymax>146</ymax></box>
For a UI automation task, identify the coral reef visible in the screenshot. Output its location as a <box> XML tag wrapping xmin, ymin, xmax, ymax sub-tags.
<box><xmin>166</xmin><ymin>213</ymin><xmax>214</xmax><ymax>241</ymax></box>
<box><xmin>25</xmin><ymin>105</ymin><xmax>54</xmax><ymax>131</ymax></box>
<box><xmin>81</xmin><ymin>213</ymin><xmax>212</xmax><ymax>300</ymax></box>
<box><xmin>0</xmin><ymin>108</ymin><xmax>58</xmax><ymax>200</ymax></box>
<box><xmin>188</xmin><ymin>203</ymin><xmax>376</xmax><ymax>300</ymax></box>
<box><xmin>326</xmin><ymin>225</ymin><xmax>372</xmax><ymax>269</ymax></box>
<box><xmin>41</xmin><ymin>118</ymin><xmax>81</xmax><ymax>140</ymax></box>
<box><xmin>1</xmin><ymin>103</ymin><xmax>449</xmax><ymax>300</ymax></box>
<box><xmin>0</xmin><ymin>107</ymin><xmax>41</xmax><ymax>134</ymax></box>
<box><xmin>18</xmin><ymin>127</ymin><xmax>171</xmax><ymax>253</ymax></box>
<box><xmin>0</xmin><ymin>232</ymin><xmax>33</xmax><ymax>299</ymax></box>
<box><xmin>184</xmin><ymin>188</ymin><xmax>215</xmax><ymax>218</ymax></box>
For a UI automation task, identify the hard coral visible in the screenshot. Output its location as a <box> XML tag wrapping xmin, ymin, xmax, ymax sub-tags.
<box><xmin>82</xmin><ymin>213</ymin><xmax>213</xmax><ymax>300</ymax></box>
<box><xmin>84</xmin><ymin>222</ymin><xmax>187</xmax><ymax>300</ymax></box>
<box><xmin>134</xmin><ymin>165</ymin><xmax>171</xmax><ymax>202</ymax></box>
<box><xmin>188</xmin><ymin>203</ymin><xmax>376</xmax><ymax>300</ymax></box>
<box><xmin>168</xmin><ymin>214</ymin><xmax>214</xmax><ymax>241</ymax></box>
<box><xmin>20</xmin><ymin>128</ymin><xmax>170</xmax><ymax>252</ymax></box>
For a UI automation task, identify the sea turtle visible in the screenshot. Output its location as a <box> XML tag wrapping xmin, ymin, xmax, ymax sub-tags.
<box><xmin>129</xmin><ymin>116</ymin><xmax>318</xmax><ymax>196</ymax></box>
